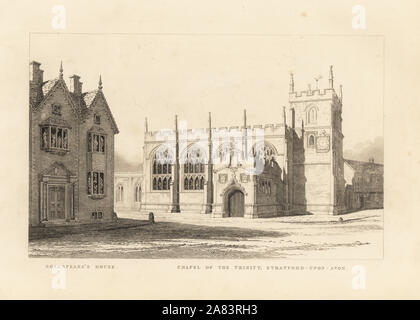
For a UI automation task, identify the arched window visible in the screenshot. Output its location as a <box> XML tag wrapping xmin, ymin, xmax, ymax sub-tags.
<box><xmin>116</xmin><ymin>184</ymin><xmax>124</xmax><ymax>202</ymax></box>
<box><xmin>134</xmin><ymin>185</ymin><xmax>141</xmax><ymax>202</ymax></box>
<box><xmin>151</xmin><ymin>146</ymin><xmax>173</xmax><ymax>191</ymax></box>
<box><xmin>183</xmin><ymin>146</ymin><xmax>205</xmax><ymax>191</ymax></box>
<box><xmin>308</xmin><ymin>134</ymin><xmax>315</xmax><ymax>148</ymax></box>
<box><xmin>307</xmin><ymin>107</ymin><xmax>317</xmax><ymax>124</ymax></box>
<box><xmin>251</xmin><ymin>142</ymin><xmax>277</xmax><ymax>168</ymax></box>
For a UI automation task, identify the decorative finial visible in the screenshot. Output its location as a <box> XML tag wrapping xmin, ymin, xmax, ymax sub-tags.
<box><xmin>243</xmin><ymin>109</ymin><xmax>247</xmax><ymax>128</ymax></box>
<box><xmin>59</xmin><ymin>61</ymin><xmax>63</xmax><ymax>79</ymax></box>
<box><xmin>289</xmin><ymin>72</ymin><xmax>294</xmax><ymax>93</ymax></box>
<box><xmin>314</xmin><ymin>74</ymin><xmax>322</xmax><ymax>89</ymax></box>
<box><xmin>307</xmin><ymin>83</ymin><xmax>311</xmax><ymax>92</ymax></box>
<box><xmin>282</xmin><ymin>106</ymin><xmax>286</xmax><ymax>125</ymax></box>
<box><xmin>98</xmin><ymin>75</ymin><xmax>103</xmax><ymax>90</ymax></box>
<box><xmin>145</xmin><ymin>117</ymin><xmax>148</xmax><ymax>133</ymax></box>
<box><xmin>208</xmin><ymin>112</ymin><xmax>212</xmax><ymax>141</ymax></box>
<box><xmin>329</xmin><ymin>65</ymin><xmax>334</xmax><ymax>89</ymax></box>
<box><xmin>339</xmin><ymin>84</ymin><xmax>343</xmax><ymax>100</ymax></box>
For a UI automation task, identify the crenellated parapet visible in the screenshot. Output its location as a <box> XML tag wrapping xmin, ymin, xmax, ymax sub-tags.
<box><xmin>144</xmin><ymin>122</ymin><xmax>288</xmax><ymax>143</ymax></box>
<box><xmin>289</xmin><ymin>88</ymin><xmax>337</xmax><ymax>102</ymax></box>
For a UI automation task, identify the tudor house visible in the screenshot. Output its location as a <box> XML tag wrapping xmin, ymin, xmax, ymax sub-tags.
<box><xmin>29</xmin><ymin>61</ymin><xmax>119</xmax><ymax>226</ymax></box>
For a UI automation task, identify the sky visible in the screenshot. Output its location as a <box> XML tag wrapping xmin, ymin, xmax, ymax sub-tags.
<box><xmin>30</xmin><ymin>34</ymin><xmax>383</xmax><ymax>165</ymax></box>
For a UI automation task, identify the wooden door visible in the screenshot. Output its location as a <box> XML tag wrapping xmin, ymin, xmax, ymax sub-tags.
<box><xmin>228</xmin><ymin>190</ymin><xmax>244</xmax><ymax>217</ymax></box>
<box><xmin>48</xmin><ymin>186</ymin><xmax>65</xmax><ymax>220</ymax></box>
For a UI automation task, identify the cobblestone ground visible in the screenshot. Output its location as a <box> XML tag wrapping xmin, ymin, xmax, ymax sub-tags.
<box><xmin>29</xmin><ymin>209</ymin><xmax>383</xmax><ymax>259</ymax></box>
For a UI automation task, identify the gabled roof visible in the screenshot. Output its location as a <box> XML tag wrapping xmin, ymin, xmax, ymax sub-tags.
<box><xmin>35</xmin><ymin>78</ymin><xmax>81</xmax><ymax>118</ymax></box>
<box><xmin>344</xmin><ymin>159</ymin><xmax>383</xmax><ymax>174</ymax></box>
<box><xmin>82</xmin><ymin>90</ymin><xmax>98</xmax><ymax>108</ymax></box>
<box><xmin>42</xmin><ymin>78</ymin><xmax>60</xmax><ymax>96</ymax></box>
<box><xmin>33</xmin><ymin>75</ymin><xmax>119</xmax><ymax>135</ymax></box>
<box><xmin>81</xmin><ymin>89</ymin><xmax>119</xmax><ymax>134</ymax></box>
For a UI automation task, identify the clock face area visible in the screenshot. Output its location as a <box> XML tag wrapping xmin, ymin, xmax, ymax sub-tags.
<box><xmin>316</xmin><ymin>135</ymin><xmax>330</xmax><ymax>152</ymax></box>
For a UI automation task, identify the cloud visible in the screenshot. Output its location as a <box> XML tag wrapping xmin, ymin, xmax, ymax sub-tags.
<box><xmin>114</xmin><ymin>152</ymin><xmax>142</xmax><ymax>172</ymax></box>
<box><xmin>344</xmin><ymin>136</ymin><xmax>383</xmax><ymax>164</ymax></box>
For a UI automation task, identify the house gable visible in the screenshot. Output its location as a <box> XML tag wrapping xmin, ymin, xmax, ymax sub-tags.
<box><xmin>83</xmin><ymin>90</ymin><xmax>119</xmax><ymax>134</ymax></box>
<box><xmin>33</xmin><ymin>79</ymin><xmax>81</xmax><ymax>122</ymax></box>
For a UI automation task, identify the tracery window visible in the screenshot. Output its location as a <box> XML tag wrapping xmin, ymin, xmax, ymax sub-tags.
<box><xmin>88</xmin><ymin>132</ymin><xmax>105</xmax><ymax>153</ymax></box>
<box><xmin>41</xmin><ymin>126</ymin><xmax>69</xmax><ymax>151</ymax></box>
<box><xmin>308</xmin><ymin>134</ymin><xmax>315</xmax><ymax>148</ymax></box>
<box><xmin>88</xmin><ymin>171</ymin><xmax>105</xmax><ymax>196</ymax></box>
<box><xmin>183</xmin><ymin>146</ymin><xmax>205</xmax><ymax>191</ymax></box>
<box><xmin>152</xmin><ymin>146</ymin><xmax>173</xmax><ymax>191</ymax></box>
<box><xmin>251</xmin><ymin>143</ymin><xmax>276</xmax><ymax>167</ymax></box>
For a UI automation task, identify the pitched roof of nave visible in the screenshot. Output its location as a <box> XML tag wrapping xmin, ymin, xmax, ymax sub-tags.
<box><xmin>33</xmin><ymin>71</ymin><xmax>119</xmax><ymax>134</ymax></box>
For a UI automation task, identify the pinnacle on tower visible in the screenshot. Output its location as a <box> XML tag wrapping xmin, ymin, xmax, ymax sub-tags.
<box><xmin>329</xmin><ymin>65</ymin><xmax>334</xmax><ymax>89</ymax></box>
<box><xmin>59</xmin><ymin>61</ymin><xmax>63</xmax><ymax>79</ymax></box>
<box><xmin>289</xmin><ymin>72</ymin><xmax>295</xmax><ymax>93</ymax></box>
<box><xmin>282</xmin><ymin>106</ymin><xmax>286</xmax><ymax>125</ymax></box>
<box><xmin>98</xmin><ymin>75</ymin><xmax>103</xmax><ymax>90</ymax></box>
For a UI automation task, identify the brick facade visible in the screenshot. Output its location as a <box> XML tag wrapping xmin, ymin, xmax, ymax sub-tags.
<box><xmin>29</xmin><ymin>61</ymin><xmax>119</xmax><ymax>226</ymax></box>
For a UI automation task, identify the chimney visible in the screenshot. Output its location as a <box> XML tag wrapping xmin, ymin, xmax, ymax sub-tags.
<box><xmin>69</xmin><ymin>75</ymin><xmax>83</xmax><ymax>95</ymax></box>
<box><xmin>30</xmin><ymin>61</ymin><xmax>43</xmax><ymax>84</ymax></box>
<box><xmin>29</xmin><ymin>61</ymin><xmax>44</xmax><ymax>106</ymax></box>
<box><xmin>369</xmin><ymin>157</ymin><xmax>375</xmax><ymax>163</ymax></box>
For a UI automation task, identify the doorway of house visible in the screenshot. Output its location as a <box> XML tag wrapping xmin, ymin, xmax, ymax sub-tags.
<box><xmin>227</xmin><ymin>190</ymin><xmax>244</xmax><ymax>217</ymax></box>
<box><xmin>48</xmin><ymin>185</ymin><xmax>65</xmax><ymax>220</ymax></box>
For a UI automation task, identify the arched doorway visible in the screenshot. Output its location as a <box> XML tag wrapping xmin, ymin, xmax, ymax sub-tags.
<box><xmin>227</xmin><ymin>190</ymin><xmax>245</xmax><ymax>217</ymax></box>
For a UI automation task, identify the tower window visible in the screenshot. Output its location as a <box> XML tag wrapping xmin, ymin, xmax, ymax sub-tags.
<box><xmin>94</xmin><ymin>114</ymin><xmax>101</xmax><ymax>124</ymax></box>
<box><xmin>307</xmin><ymin>107</ymin><xmax>317</xmax><ymax>124</ymax></box>
<box><xmin>308</xmin><ymin>134</ymin><xmax>315</xmax><ymax>148</ymax></box>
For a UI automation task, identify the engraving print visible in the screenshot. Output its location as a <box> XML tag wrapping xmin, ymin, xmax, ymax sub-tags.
<box><xmin>29</xmin><ymin>35</ymin><xmax>383</xmax><ymax>259</ymax></box>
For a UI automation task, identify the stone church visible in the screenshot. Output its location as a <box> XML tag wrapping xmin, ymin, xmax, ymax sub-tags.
<box><xmin>29</xmin><ymin>61</ymin><xmax>119</xmax><ymax>226</ymax></box>
<box><xmin>140</xmin><ymin>67</ymin><xmax>346</xmax><ymax>217</ymax></box>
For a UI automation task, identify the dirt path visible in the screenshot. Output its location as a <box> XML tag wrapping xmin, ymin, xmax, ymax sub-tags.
<box><xmin>29</xmin><ymin>210</ymin><xmax>383</xmax><ymax>259</ymax></box>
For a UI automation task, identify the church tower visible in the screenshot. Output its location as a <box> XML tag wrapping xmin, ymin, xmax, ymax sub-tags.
<box><xmin>288</xmin><ymin>66</ymin><xmax>345</xmax><ymax>215</ymax></box>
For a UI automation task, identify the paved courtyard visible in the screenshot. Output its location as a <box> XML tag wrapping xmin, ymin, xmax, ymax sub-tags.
<box><xmin>29</xmin><ymin>209</ymin><xmax>383</xmax><ymax>259</ymax></box>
